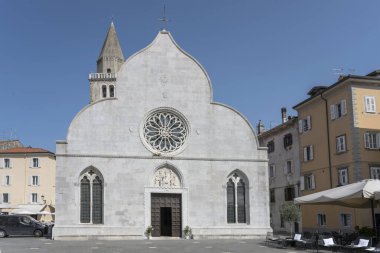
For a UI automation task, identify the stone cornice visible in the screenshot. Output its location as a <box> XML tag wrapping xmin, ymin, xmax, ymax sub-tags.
<box><xmin>56</xmin><ymin>153</ymin><xmax>268</xmax><ymax>163</ymax></box>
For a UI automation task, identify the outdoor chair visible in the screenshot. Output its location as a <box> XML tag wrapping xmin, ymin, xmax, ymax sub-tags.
<box><xmin>286</xmin><ymin>233</ymin><xmax>304</xmax><ymax>248</ymax></box>
<box><xmin>365</xmin><ymin>240</ymin><xmax>380</xmax><ymax>252</ymax></box>
<box><xmin>343</xmin><ymin>232</ymin><xmax>359</xmax><ymax>245</ymax></box>
<box><xmin>270</xmin><ymin>233</ymin><xmax>303</xmax><ymax>248</ymax></box>
<box><xmin>295</xmin><ymin>234</ymin><xmax>318</xmax><ymax>251</ymax></box>
<box><xmin>303</xmin><ymin>231</ymin><xmax>312</xmax><ymax>239</ymax></box>
<box><xmin>342</xmin><ymin>237</ymin><xmax>371</xmax><ymax>253</ymax></box>
<box><xmin>322</xmin><ymin>237</ymin><xmax>342</xmax><ymax>252</ymax></box>
<box><xmin>265</xmin><ymin>232</ymin><xmax>282</xmax><ymax>247</ymax></box>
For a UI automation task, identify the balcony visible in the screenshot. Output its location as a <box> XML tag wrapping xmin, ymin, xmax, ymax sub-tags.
<box><xmin>88</xmin><ymin>73</ymin><xmax>117</xmax><ymax>81</ymax></box>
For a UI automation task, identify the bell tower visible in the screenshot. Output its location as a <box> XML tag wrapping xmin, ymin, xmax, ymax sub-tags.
<box><xmin>88</xmin><ymin>22</ymin><xmax>125</xmax><ymax>103</ymax></box>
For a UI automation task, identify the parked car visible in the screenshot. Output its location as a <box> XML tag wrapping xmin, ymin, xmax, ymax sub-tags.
<box><xmin>0</xmin><ymin>215</ymin><xmax>47</xmax><ymax>237</ymax></box>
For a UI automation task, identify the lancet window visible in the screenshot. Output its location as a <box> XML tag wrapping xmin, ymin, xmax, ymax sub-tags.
<box><xmin>226</xmin><ymin>173</ymin><xmax>247</xmax><ymax>223</ymax></box>
<box><xmin>80</xmin><ymin>169</ymin><xmax>103</xmax><ymax>224</ymax></box>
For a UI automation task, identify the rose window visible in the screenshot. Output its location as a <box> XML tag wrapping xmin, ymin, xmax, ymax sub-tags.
<box><xmin>142</xmin><ymin>110</ymin><xmax>188</xmax><ymax>154</ymax></box>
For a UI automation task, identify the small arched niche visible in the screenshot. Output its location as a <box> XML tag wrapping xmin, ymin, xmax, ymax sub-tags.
<box><xmin>152</xmin><ymin>164</ymin><xmax>182</xmax><ymax>188</ymax></box>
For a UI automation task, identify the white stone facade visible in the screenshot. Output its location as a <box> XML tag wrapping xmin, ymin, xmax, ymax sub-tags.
<box><xmin>258</xmin><ymin>117</ymin><xmax>301</xmax><ymax>234</ymax></box>
<box><xmin>53</xmin><ymin>30</ymin><xmax>270</xmax><ymax>239</ymax></box>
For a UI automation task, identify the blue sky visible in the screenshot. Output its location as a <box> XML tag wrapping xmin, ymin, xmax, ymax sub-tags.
<box><xmin>1</xmin><ymin>0</ymin><xmax>380</xmax><ymax>152</ymax></box>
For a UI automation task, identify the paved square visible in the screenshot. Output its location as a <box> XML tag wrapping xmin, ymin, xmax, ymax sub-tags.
<box><xmin>0</xmin><ymin>238</ymin><xmax>328</xmax><ymax>253</ymax></box>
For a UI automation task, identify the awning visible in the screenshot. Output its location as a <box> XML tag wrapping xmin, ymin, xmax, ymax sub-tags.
<box><xmin>0</xmin><ymin>203</ymin><xmax>14</xmax><ymax>209</ymax></box>
<box><xmin>294</xmin><ymin>179</ymin><xmax>380</xmax><ymax>208</ymax></box>
<box><xmin>9</xmin><ymin>204</ymin><xmax>45</xmax><ymax>215</ymax></box>
<box><xmin>374</xmin><ymin>191</ymin><xmax>380</xmax><ymax>200</ymax></box>
<box><xmin>294</xmin><ymin>179</ymin><xmax>380</xmax><ymax>230</ymax></box>
<box><xmin>11</xmin><ymin>209</ymin><xmax>36</xmax><ymax>215</ymax></box>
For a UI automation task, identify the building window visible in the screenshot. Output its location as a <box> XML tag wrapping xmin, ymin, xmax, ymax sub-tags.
<box><xmin>338</xmin><ymin>168</ymin><xmax>348</xmax><ymax>186</ymax></box>
<box><xmin>340</xmin><ymin>213</ymin><xmax>352</xmax><ymax>228</ymax></box>
<box><xmin>226</xmin><ymin>173</ymin><xmax>247</xmax><ymax>224</ymax></box>
<box><xmin>304</xmin><ymin>174</ymin><xmax>315</xmax><ymax>190</ymax></box>
<box><xmin>107</xmin><ymin>68</ymin><xmax>111</xmax><ymax>73</ymax></box>
<box><xmin>285</xmin><ymin>160</ymin><xmax>293</xmax><ymax>174</ymax></box>
<box><xmin>330</xmin><ymin>100</ymin><xmax>347</xmax><ymax>120</ymax></box>
<box><xmin>142</xmin><ymin>109</ymin><xmax>189</xmax><ymax>154</ymax></box>
<box><xmin>364</xmin><ymin>132</ymin><xmax>380</xmax><ymax>149</ymax></box>
<box><xmin>2</xmin><ymin>193</ymin><xmax>9</xmax><ymax>203</ymax></box>
<box><xmin>267</xmin><ymin>141</ymin><xmax>275</xmax><ymax>153</ymax></box>
<box><xmin>365</xmin><ymin>96</ymin><xmax>376</xmax><ymax>113</ymax></box>
<box><xmin>284</xmin><ymin>187</ymin><xmax>295</xmax><ymax>201</ymax></box>
<box><xmin>4</xmin><ymin>175</ymin><xmax>11</xmax><ymax>186</ymax></box>
<box><xmin>4</xmin><ymin>158</ymin><xmax>11</xmax><ymax>168</ymax></box>
<box><xmin>317</xmin><ymin>213</ymin><xmax>327</xmax><ymax>226</ymax></box>
<box><xmin>303</xmin><ymin>145</ymin><xmax>314</xmax><ymax>162</ymax></box>
<box><xmin>31</xmin><ymin>193</ymin><xmax>38</xmax><ymax>203</ymax></box>
<box><xmin>336</xmin><ymin>135</ymin><xmax>347</xmax><ymax>153</ymax></box>
<box><xmin>283</xmin><ymin>133</ymin><xmax>293</xmax><ymax>149</ymax></box>
<box><xmin>31</xmin><ymin>176</ymin><xmax>39</xmax><ymax>186</ymax></box>
<box><xmin>227</xmin><ymin>179</ymin><xmax>235</xmax><ymax>223</ymax></box>
<box><xmin>102</xmin><ymin>85</ymin><xmax>107</xmax><ymax>98</ymax></box>
<box><xmin>269</xmin><ymin>164</ymin><xmax>275</xmax><ymax>178</ymax></box>
<box><xmin>280</xmin><ymin>215</ymin><xmax>284</xmax><ymax>228</ymax></box>
<box><xmin>270</xmin><ymin>189</ymin><xmax>275</xmax><ymax>203</ymax></box>
<box><xmin>370</xmin><ymin>167</ymin><xmax>380</xmax><ymax>179</ymax></box>
<box><xmin>80</xmin><ymin>169</ymin><xmax>103</xmax><ymax>224</ymax></box>
<box><xmin>109</xmin><ymin>85</ymin><xmax>115</xmax><ymax>97</ymax></box>
<box><xmin>298</xmin><ymin>116</ymin><xmax>311</xmax><ymax>133</ymax></box>
<box><xmin>31</xmin><ymin>158</ymin><xmax>39</xmax><ymax>168</ymax></box>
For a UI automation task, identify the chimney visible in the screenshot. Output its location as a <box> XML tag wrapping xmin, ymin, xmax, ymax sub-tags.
<box><xmin>257</xmin><ymin>120</ymin><xmax>265</xmax><ymax>135</ymax></box>
<box><xmin>281</xmin><ymin>107</ymin><xmax>287</xmax><ymax>124</ymax></box>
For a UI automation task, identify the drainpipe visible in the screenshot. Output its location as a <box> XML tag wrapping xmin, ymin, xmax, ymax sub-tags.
<box><xmin>320</xmin><ymin>93</ymin><xmax>333</xmax><ymax>189</ymax></box>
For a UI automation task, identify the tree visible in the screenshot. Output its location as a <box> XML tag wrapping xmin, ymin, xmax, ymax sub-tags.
<box><xmin>280</xmin><ymin>202</ymin><xmax>301</xmax><ymax>237</ymax></box>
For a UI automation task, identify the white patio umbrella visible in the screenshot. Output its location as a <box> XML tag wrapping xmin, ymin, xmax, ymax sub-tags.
<box><xmin>294</xmin><ymin>179</ymin><xmax>380</xmax><ymax>229</ymax></box>
<box><xmin>10</xmin><ymin>209</ymin><xmax>35</xmax><ymax>215</ymax></box>
<box><xmin>374</xmin><ymin>191</ymin><xmax>380</xmax><ymax>201</ymax></box>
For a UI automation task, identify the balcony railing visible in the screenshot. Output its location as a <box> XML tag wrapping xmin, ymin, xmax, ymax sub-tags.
<box><xmin>88</xmin><ymin>73</ymin><xmax>117</xmax><ymax>80</ymax></box>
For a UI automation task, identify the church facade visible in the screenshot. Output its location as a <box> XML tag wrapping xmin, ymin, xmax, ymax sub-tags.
<box><xmin>53</xmin><ymin>23</ymin><xmax>270</xmax><ymax>239</ymax></box>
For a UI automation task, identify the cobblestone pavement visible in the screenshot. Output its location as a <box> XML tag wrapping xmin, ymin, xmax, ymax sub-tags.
<box><xmin>0</xmin><ymin>237</ymin><xmax>328</xmax><ymax>253</ymax></box>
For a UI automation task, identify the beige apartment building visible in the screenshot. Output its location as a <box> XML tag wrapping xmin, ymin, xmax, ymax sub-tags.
<box><xmin>0</xmin><ymin>145</ymin><xmax>55</xmax><ymax>221</ymax></box>
<box><xmin>293</xmin><ymin>72</ymin><xmax>380</xmax><ymax>232</ymax></box>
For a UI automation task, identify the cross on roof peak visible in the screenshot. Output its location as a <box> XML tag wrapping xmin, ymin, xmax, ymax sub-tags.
<box><xmin>158</xmin><ymin>1</ymin><xmax>170</xmax><ymax>30</ymax></box>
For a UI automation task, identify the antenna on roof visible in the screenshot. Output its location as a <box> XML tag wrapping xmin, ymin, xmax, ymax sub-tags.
<box><xmin>0</xmin><ymin>129</ymin><xmax>17</xmax><ymax>141</ymax></box>
<box><xmin>333</xmin><ymin>67</ymin><xmax>343</xmax><ymax>76</ymax></box>
<box><xmin>158</xmin><ymin>0</ymin><xmax>170</xmax><ymax>30</ymax></box>
<box><xmin>333</xmin><ymin>67</ymin><xmax>356</xmax><ymax>76</ymax></box>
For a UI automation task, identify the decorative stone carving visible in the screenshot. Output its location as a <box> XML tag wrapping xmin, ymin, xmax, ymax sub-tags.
<box><xmin>142</xmin><ymin>109</ymin><xmax>189</xmax><ymax>154</ymax></box>
<box><xmin>159</xmin><ymin>74</ymin><xmax>168</xmax><ymax>84</ymax></box>
<box><xmin>153</xmin><ymin>167</ymin><xmax>180</xmax><ymax>188</ymax></box>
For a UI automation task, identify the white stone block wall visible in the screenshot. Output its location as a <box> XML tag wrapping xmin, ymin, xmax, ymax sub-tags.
<box><xmin>53</xmin><ymin>30</ymin><xmax>271</xmax><ymax>239</ymax></box>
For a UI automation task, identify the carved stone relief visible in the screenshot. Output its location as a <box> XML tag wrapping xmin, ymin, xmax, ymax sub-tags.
<box><xmin>153</xmin><ymin>167</ymin><xmax>180</xmax><ymax>188</ymax></box>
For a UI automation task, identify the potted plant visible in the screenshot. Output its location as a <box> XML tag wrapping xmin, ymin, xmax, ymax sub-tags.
<box><xmin>144</xmin><ymin>225</ymin><xmax>154</xmax><ymax>239</ymax></box>
<box><xmin>183</xmin><ymin>225</ymin><xmax>192</xmax><ymax>239</ymax></box>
